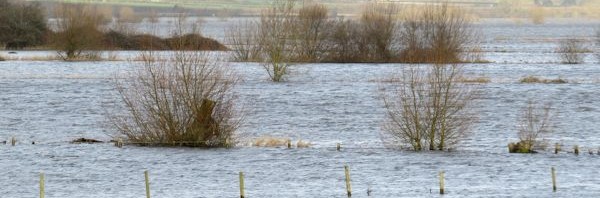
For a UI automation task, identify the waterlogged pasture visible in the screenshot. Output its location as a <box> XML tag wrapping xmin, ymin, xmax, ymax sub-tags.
<box><xmin>1</xmin><ymin>18</ymin><xmax>600</xmax><ymax>197</ymax></box>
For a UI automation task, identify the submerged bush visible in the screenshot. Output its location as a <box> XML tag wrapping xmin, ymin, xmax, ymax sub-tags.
<box><xmin>258</xmin><ymin>0</ymin><xmax>298</xmax><ymax>82</ymax></box>
<box><xmin>509</xmin><ymin>100</ymin><xmax>554</xmax><ymax>153</ymax></box>
<box><xmin>227</xmin><ymin>2</ymin><xmax>479</xmax><ymax>65</ymax></box>
<box><xmin>557</xmin><ymin>38</ymin><xmax>587</xmax><ymax>64</ymax></box>
<box><xmin>381</xmin><ymin>64</ymin><xmax>478</xmax><ymax>151</ymax></box>
<box><xmin>111</xmin><ymin>50</ymin><xmax>241</xmax><ymax>147</ymax></box>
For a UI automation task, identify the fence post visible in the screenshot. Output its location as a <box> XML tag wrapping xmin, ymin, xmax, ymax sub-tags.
<box><xmin>554</xmin><ymin>143</ymin><xmax>560</xmax><ymax>154</ymax></box>
<box><xmin>40</xmin><ymin>172</ymin><xmax>45</xmax><ymax>198</ymax></box>
<box><xmin>337</xmin><ymin>143</ymin><xmax>341</xmax><ymax>151</ymax></box>
<box><xmin>551</xmin><ymin>167</ymin><xmax>557</xmax><ymax>192</ymax></box>
<box><xmin>574</xmin><ymin>145</ymin><xmax>579</xmax><ymax>155</ymax></box>
<box><xmin>439</xmin><ymin>171</ymin><xmax>445</xmax><ymax>194</ymax></box>
<box><xmin>239</xmin><ymin>172</ymin><xmax>245</xmax><ymax>198</ymax></box>
<box><xmin>11</xmin><ymin>137</ymin><xmax>16</xmax><ymax>146</ymax></box>
<box><xmin>144</xmin><ymin>170</ymin><xmax>150</xmax><ymax>198</ymax></box>
<box><xmin>344</xmin><ymin>165</ymin><xmax>351</xmax><ymax>197</ymax></box>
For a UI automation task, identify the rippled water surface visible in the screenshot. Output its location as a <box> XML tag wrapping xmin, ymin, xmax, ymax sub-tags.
<box><xmin>1</xmin><ymin>19</ymin><xmax>600</xmax><ymax>197</ymax></box>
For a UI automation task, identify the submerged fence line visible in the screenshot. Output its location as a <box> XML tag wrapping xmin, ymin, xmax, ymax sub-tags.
<box><xmin>5</xmin><ymin>137</ymin><xmax>599</xmax><ymax>156</ymax></box>
<box><xmin>28</xmin><ymin>165</ymin><xmax>563</xmax><ymax>197</ymax></box>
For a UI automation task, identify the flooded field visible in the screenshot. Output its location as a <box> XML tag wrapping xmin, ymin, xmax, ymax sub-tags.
<box><xmin>1</xmin><ymin>19</ymin><xmax>600</xmax><ymax>197</ymax></box>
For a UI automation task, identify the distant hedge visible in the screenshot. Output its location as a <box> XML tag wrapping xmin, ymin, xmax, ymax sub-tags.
<box><xmin>103</xmin><ymin>31</ymin><xmax>228</xmax><ymax>51</ymax></box>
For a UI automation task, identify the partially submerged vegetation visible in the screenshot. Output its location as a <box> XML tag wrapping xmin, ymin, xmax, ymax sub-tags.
<box><xmin>509</xmin><ymin>100</ymin><xmax>554</xmax><ymax>153</ymax></box>
<box><xmin>252</xmin><ymin>136</ymin><xmax>311</xmax><ymax>148</ymax></box>
<box><xmin>459</xmin><ymin>76</ymin><xmax>491</xmax><ymax>83</ymax></box>
<box><xmin>110</xmin><ymin>17</ymin><xmax>241</xmax><ymax>147</ymax></box>
<box><xmin>381</xmin><ymin>64</ymin><xmax>478</xmax><ymax>151</ymax></box>
<box><xmin>519</xmin><ymin>76</ymin><xmax>568</xmax><ymax>84</ymax></box>
<box><xmin>556</xmin><ymin>38</ymin><xmax>588</xmax><ymax>64</ymax></box>
<box><xmin>0</xmin><ymin>1</ymin><xmax>228</xmax><ymax>61</ymax></box>
<box><xmin>227</xmin><ymin>1</ymin><xmax>480</xmax><ymax>81</ymax></box>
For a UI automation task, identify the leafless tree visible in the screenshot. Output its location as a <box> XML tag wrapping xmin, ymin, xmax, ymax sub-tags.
<box><xmin>322</xmin><ymin>18</ymin><xmax>363</xmax><ymax>63</ymax></box>
<box><xmin>51</xmin><ymin>4</ymin><xmax>105</xmax><ymax>60</ymax></box>
<box><xmin>294</xmin><ymin>4</ymin><xmax>328</xmax><ymax>62</ymax></box>
<box><xmin>513</xmin><ymin>100</ymin><xmax>553</xmax><ymax>153</ymax></box>
<box><xmin>557</xmin><ymin>38</ymin><xmax>587</xmax><ymax>64</ymax></box>
<box><xmin>360</xmin><ymin>3</ymin><xmax>398</xmax><ymax>62</ymax></box>
<box><xmin>226</xmin><ymin>20</ymin><xmax>263</xmax><ymax>62</ymax></box>
<box><xmin>382</xmin><ymin>64</ymin><xmax>477</xmax><ymax>151</ymax></box>
<box><xmin>258</xmin><ymin>0</ymin><xmax>299</xmax><ymax>82</ymax></box>
<box><xmin>398</xmin><ymin>3</ymin><xmax>477</xmax><ymax>63</ymax></box>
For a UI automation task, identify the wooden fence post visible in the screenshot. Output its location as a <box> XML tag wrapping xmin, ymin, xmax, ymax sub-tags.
<box><xmin>551</xmin><ymin>167</ymin><xmax>557</xmax><ymax>192</ymax></box>
<box><xmin>337</xmin><ymin>143</ymin><xmax>341</xmax><ymax>151</ymax></box>
<box><xmin>40</xmin><ymin>172</ymin><xmax>45</xmax><ymax>198</ymax></box>
<box><xmin>144</xmin><ymin>170</ymin><xmax>150</xmax><ymax>198</ymax></box>
<box><xmin>439</xmin><ymin>171</ymin><xmax>445</xmax><ymax>194</ymax></box>
<box><xmin>344</xmin><ymin>165</ymin><xmax>351</xmax><ymax>197</ymax></box>
<box><xmin>239</xmin><ymin>172</ymin><xmax>245</xmax><ymax>198</ymax></box>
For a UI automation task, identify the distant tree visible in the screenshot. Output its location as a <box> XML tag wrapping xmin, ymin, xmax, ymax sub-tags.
<box><xmin>0</xmin><ymin>0</ymin><xmax>47</xmax><ymax>49</ymax></box>
<box><xmin>557</xmin><ymin>38</ymin><xmax>587</xmax><ymax>64</ymax></box>
<box><xmin>51</xmin><ymin>4</ymin><xmax>105</xmax><ymax>60</ymax></box>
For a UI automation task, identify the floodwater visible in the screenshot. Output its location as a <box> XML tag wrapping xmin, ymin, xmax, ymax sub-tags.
<box><xmin>1</xmin><ymin>18</ymin><xmax>600</xmax><ymax>197</ymax></box>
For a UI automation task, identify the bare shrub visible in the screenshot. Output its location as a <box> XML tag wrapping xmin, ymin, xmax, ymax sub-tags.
<box><xmin>398</xmin><ymin>4</ymin><xmax>477</xmax><ymax>63</ymax></box>
<box><xmin>323</xmin><ymin>18</ymin><xmax>364</xmax><ymax>63</ymax></box>
<box><xmin>381</xmin><ymin>64</ymin><xmax>477</xmax><ymax>151</ymax></box>
<box><xmin>111</xmin><ymin>15</ymin><xmax>242</xmax><ymax>148</ymax></box>
<box><xmin>258</xmin><ymin>0</ymin><xmax>298</xmax><ymax>82</ymax></box>
<box><xmin>557</xmin><ymin>38</ymin><xmax>587</xmax><ymax>64</ymax></box>
<box><xmin>360</xmin><ymin>3</ymin><xmax>398</xmax><ymax>62</ymax></box>
<box><xmin>51</xmin><ymin>4</ymin><xmax>104</xmax><ymax>60</ymax></box>
<box><xmin>509</xmin><ymin>100</ymin><xmax>553</xmax><ymax>153</ymax></box>
<box><xmin>295</xmin><ymin>4</ymin><xmax>329</xmax><ymax>62</ymax></box>
<box><xmin>112</xmin><ymin>51</ymin><xmax>240</xmax><ymax>147</ymax></box>
<box><xmin>0</xmin><ymin>1</ymin><xmax>47</xmax><ymax>49</ymax></box>
<box><xmin>226</xmin><ymin>20</ymin><xmax>263</xmax><ymax>62</ymax></box>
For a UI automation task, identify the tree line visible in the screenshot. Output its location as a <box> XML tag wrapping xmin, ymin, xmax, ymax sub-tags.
<box><xmin>0</xmin><ymin>0</ymin><xmax>227</xmax><ymax>60</ymax></box>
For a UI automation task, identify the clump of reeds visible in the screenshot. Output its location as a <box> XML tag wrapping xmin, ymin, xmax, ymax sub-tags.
<box><xmin>459</xmin><ymin>76</ymin><xmax>491</xmax><ymax>83</ymax></box>
<box><xmin>253</xmin><ymin>136</ymin><xmax>290</xmax><ymax>147</ymax></box>
<box><xmin>519</xmin><ymin>76</ymin><xmax>567</xmax><ymax>84</ymax></box>
<box><xmin>252</xmin><ymin>136</ymin><xmax>311</xmax><ymax>148</ymax></box>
